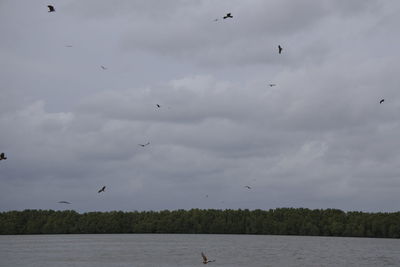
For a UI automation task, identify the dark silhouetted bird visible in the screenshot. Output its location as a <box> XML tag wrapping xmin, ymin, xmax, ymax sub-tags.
<box><xmin>139</xmin><ymin>142</ymin><xmax>150</xmax><ymax>147</ymax></box>
<box><xmin>101</xmin><ymin>65</ymin><xmax>107</xmax><ymax>70</ymax></box>
<box><xmin>380</xmin><ymin>99</ymin><xmax>385</xmax><ymax>104</ymax></box>
<box><xmin>278</xmin><ymin>45</ymin><xmax>283</xmax><ymax>54</ymax></box>
<box><xmin>156</xmin><ymin>104</ymin><xmax>161</xmax><ymax>108</ymax></box>
<box><xmin>269</xmin><ymin>84</ymin><xmax>276</xmax><ymax>87</ymax></box>
<box><xmin>47</xmin><ymin>5</ymin><xmax>55</xmax><ymax>12</ymax></box>
<box><xmin>98</xmin><ymin>186</ymin><xmax>106</xmax><ymax>193</ymax></box>
<box><xmin>223</xmin><ymin>13</ymin><xmax>233</xmax><ymax>19</ymax></box>
<box><xmin>201</xmin><ymin>252</ymin><xmax>216</xmax><ymax>264</ymax></box>
<box><xmin>0</xmin><ymin>153</ymin><xmax>7</xmax><ymax>161</ymax></box>
<box><xmin>58</xmin><ymin>201</ymin><xmax>71</xmax><ymax>204</ymax></box>
<box><xmin>244</xmin><ymin>186</ymin><xmax>251</xmax><ymax>189</ymax></box>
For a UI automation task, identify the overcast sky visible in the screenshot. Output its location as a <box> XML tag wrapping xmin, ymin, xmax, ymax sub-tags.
<box><xmin>1</xmin><ymin>0</ymin><xmax>400</xmax><ymax>212</ymax></box>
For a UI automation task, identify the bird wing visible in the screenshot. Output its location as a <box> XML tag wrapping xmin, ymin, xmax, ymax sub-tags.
<box><xmin>201</xmin><ymin>252</ymin><xmax>207</xmax><ymax>261</ymax></box>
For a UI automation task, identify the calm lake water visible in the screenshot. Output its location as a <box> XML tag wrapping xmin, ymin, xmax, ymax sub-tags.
<box><xmin>0</xmin><ymin>234</ymin><xmax>399</xmax><ymax>266</ymax></box>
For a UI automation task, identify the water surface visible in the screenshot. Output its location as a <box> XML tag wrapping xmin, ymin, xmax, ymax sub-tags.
<box><xmin>1</xmin><ymin>234</ymin><xmax>399</xmax><ymax>266</ymax></box>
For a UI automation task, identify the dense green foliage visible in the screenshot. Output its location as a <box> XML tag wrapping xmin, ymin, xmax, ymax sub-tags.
<box><xmin>1</xmin><ymin>208</ymin><xmax>400</xmax><ymax>238</ymax></box>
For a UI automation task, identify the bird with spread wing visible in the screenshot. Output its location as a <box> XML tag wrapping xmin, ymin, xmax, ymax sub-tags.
<box><xmin>47</xmin><ymin>5</ymin><xmax>55</xmax><ymax>12</ymax></box>
<box><xmin>0</xmin><ymin>153</ymin><xmax>7</xmax><ymax>161</ymax></box>
<box><xmin>139</xmin><ymin>142</ymin><xmax>150</xmax><ymax>147</ymax></box>
<box><xmin>278</xmin><ymin>45</ymin><xmax>283</xmax><ymax>54</ymax></box>
<box><xmin>223</xmin><ymin>13</ymin><xmax>233</xmax><ymax>19</ymax></box>
<box><xmin>201</xmin><ymin>252</ymin><xmax>215</xmax><ymax>264</ymax></box>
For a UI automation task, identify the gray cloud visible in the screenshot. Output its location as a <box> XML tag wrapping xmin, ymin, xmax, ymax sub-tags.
<box><xmin>1</xmin><ymin>0</ymin><xmax>400</xmax><ymax>212</ymax></box>
<box><xmin>118</xmin><ymin>0</ymin><xmax>381</xmax><ymax>67</ymax></box>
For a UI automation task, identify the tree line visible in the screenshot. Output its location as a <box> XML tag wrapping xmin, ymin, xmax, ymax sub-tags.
<box><xmin>1</xmin><ymin>208</ymin><xmax>400</xmax><ymax>238</ymax></box>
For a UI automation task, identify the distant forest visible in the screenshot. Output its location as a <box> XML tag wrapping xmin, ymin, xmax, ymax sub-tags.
<box><xmin>1</xmin><ymin>208</ymin><xmax>400</xmax><ymax>238</ymax></box>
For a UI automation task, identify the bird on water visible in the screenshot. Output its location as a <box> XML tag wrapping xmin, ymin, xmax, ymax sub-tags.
<box><xmin>201</xmin><ymin>252</ymin><xmax>216</xmax><ymax>264</ymax></box>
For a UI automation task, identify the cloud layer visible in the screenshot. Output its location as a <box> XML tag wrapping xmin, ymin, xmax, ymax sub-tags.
<box><xmin>1</xmin><ymin>0</ymin><xmax>400</xmax><ymax>212</ymax></box>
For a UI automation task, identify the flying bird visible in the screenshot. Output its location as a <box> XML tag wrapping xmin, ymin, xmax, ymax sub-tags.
<box><xmin>201</xmin><ymin>252</ymin><xmax>216</xmax><ymax>264</ymax></box>
<box><xmin>278</xmin><ymin>45</ymin><xmax>283</xmax><ymax>54</ymax></box>
<box><xmin>380</xmin><ymin>99</ymin><xmax>385</xmax><ymax>104</ymax></box>
<box><xmin>98</xmin><ymin>186</ymin><xmax>106</xmax><ymax>193</ymax></box>
<box><xmin>139</xmin><ymin>142</ymin><xmax>150</xmax><ymax>147</ymax></box>
<box><xmin>47</xmin><ymin>5</ymin><xmax>55</xmax><ymax>12</ymax></box>
<box><xmin>65</xmin><ymin>45</ymin><xmax>73</xmax><ymax>48</ymax></box>
<box><xmin>101</xmin><ymin>65</ymin><xmax>107</xmax><ymax>70</ymax></box>
<box><xmin>156</xmin><ymin>104</ymin><xmax>161</xmax><ymax>108</ymax></box>
<box><xmin>269</xmin><ymin>84</ymin><xmax>276</xmax><ymax>87</ymax></box>
<box><xmin>223</xmin><ymin>13</ymin><xmax>233</xmax><ymax>19</ymax></box>
<box><xmin>58</xmin><ymin>201</ymin><xmax>71</xmax><ymax>204</ymax></box>
<box><xmin>244</xmin><ymin>186</ymin><xmax>251</xmax><ymax>189</ymax></box>
<box><xmin>0</xmin><ymin>153</ymin><xmax>7</xmax><ymax>161</ymax></box>
<box><xmin>213</xmin><ymin>18</ymin><xmax>219</xmax><ymax>22</ymax></box>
